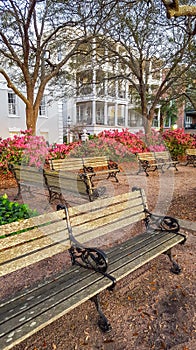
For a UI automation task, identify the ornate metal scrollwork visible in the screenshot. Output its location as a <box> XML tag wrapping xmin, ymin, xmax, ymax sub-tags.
<box><xmin>144</xmin><ymin>209</ymin><xmax>180</xmax><ymax>232</ymax></box>
<box><xmin>83</xmin><ymin>165</ymin><xmax>95</xmax><ymax>173</ymax></box>
<box><xmin>144</xmin><ymin>209</ymin><xmax>186</xmax><ymax>247</ymax></box>
<box><xmin>69</xmin><ymin>246</ymin><xmax>108</xmax><ymax>273</ymax></box>
<box><xmin>57</xmin><ymin>204</ymin><xmax>116</xmax><ymax>288</ymax></box>
<box><xmin>108</xmin><ymin>160</ymin><xmax>118</xmax><ymax>170</ymax></box>
<box><xmin>158</xmin><ymin>216</ymin><xmax>180</xmax><ymax>232</ymax></box>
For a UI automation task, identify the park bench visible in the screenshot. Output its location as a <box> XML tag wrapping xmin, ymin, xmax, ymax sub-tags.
<box><xmin>136</xmin><ymin>151</ymin><xmax>178</xmax><ymax>176</ymax></box>
<box><xmin>8</xmin><ymin>163</ymin><xmax>47</xmax><ymax>199</ymax></box>
<box><xmin>49</xmin><ymin>156</ymin><xmax>120</xmax><ymax>184</ymax></box>
<box><xmin>0</xmin><ymin>188</ymin><xmax>186</xmax><ymax>350</ymax></box>
<box><xmin>8</xmin><ymin>164</ymin><xmax>106</xmax><ymax>205</ymax></box>
<box><xmin>43</xmin><ymin>169</ymin><xmax>105</xmax><ymax>203</ymax></box>
<box><xmin>136</xmin><ymin>152</ymin><xmax>157</xmax><ymax>176</ymax></box>
<box><xmin>185</xmin><ymin>148</ymin><xmax>196</xmax><ymax>166</ymax></box>
<box><xmin>154</xmin><ymin>151</ymin><xmax>178</xmax><ymax>171</ymax></box>
<box><xmin>82</xmin><ymin>156</ymin><xmax>120</xmax><ymax>184</ymax></box>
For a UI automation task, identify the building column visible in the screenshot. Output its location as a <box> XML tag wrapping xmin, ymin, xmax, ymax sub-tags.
<box><xmin>125</xmin><ymin>104</ymin><xmax>128</xmax><ymax>127</ymax></box>
<box><xmin>104</xmin><ymin>71</ymin><xmax>108</xmax><ymax>125</ymax></box>
<box><xmin>104</xmin><ymin>101</ymin><xmax>108</xmax><ymax>125</ymax></box>
<box><xmin>115</xmin><ymin>103</ymin><xmax>118</xmax><ymax>126</ymax></box>
<box><xmin>58</xmin><ymin>101</ymin><xmax>64</xmax><ymax>143</ymax></box>
<box><xmin>92</xmin><ymin>99</ymin><xmax>96</xmax><ymax>125</ymax></box>
<box><xmin>157</xmin><ymin>105</ymin><xmax>161</xmax><ymax>129</ymax></box>
<box><xmin>90</xmin><ymin>39</ymin><xmax>97</xmax><ymax>126</ymax></box>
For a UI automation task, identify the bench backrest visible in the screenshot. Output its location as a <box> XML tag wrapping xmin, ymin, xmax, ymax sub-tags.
<box><xmin>9</xmin><ymin>164</ymin><xmax>45</xmax><ymax>188</ymax></box>
<box><xmin>136</xmin><ymin>152</ymin><xmax>155</xmax><ymax>162</ymax></box>
<box><xmin>186</xmin><ymin>148</ymin><xmax>196</xmax><ymax>155</ymax></box>
<box><xmin>0</xmin><ymin>188</ymin><xmax>147</xmax><ymax>278</ymax></box>
<box><xmin>0</xmin><ymin>210</ymin><xmax>69</xmax><ymax>277</ymax></box>
<box><xmin>83</xmin><ymin>156</ymin><xmax>110</xmax><ymax>169</ymax></box>
<box><xmin>44</xmin><ymin>170</ymin><xmax>93</xmax><ymax>201</ymax></box>
<box><xmin>66</xmin><ymin>188</ymin><xmax>147</xmax><ymax>246</ymax></box>
<box><xmin>49</xmin><ymin>156</ymin><xmax>112</xmax><ymax>172</ymax></box>
<box><xmin>154</xmin><ymin>151</ymin><xmax>171</xmax><ymax>161</ymax></box>
<box><xmin>48</xmin><ymin>158</ymin><xmax>84</xmax><ymax>171</ymax></box>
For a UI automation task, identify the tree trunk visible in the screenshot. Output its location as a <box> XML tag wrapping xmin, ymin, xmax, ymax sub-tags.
<box><xmin>143</xmin><ymin>109</ymin><xmax>155</xmax><ymax>144</ymax></box>
<box><xmin>26</xmin><ymin>104</ymin><xmax>38</xmax><ymax>135</ymax></box>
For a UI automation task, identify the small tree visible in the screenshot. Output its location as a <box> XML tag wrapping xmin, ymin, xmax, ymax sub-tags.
<box><xmin>0</xmin><ymin>0</ymin><xmax>103</xmax><ymax>134</ymax></box>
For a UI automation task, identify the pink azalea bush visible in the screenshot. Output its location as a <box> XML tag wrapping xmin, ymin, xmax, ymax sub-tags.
<box><xmin>47</xmin><ymin>141</ymin><xmax>80</xmax><ymax>160</ymax></box>
<box><xmin>1</xmin><ymin>128</ymin><xmax>195</xmax><ymax>170</ymax></box>
<box><xmin>162</xmin><ymin>128</ymin><xmax>196</xmax><ymax>159</ymax></box>
<box><xmin>69</xmin><ymin>136</ymin><xmax>134</xmax><ymax>162</ymax></box>
<box><xmin>135</xmin><ymin>129</ymin><xmax>166</xmax><ymax>152</ymax></box>
<box><xmin>0</xmin><ymin>130</ymin><xmax>48</xmax><ymax>169</ymax></box>
<box><xmin>98</xmin><ymin>129</ymin><xmax>146</xmax><ymax>153</ymax></box>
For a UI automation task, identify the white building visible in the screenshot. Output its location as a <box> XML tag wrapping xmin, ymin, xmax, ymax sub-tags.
<box><xmin>0</xmin><ymin>39</ymin><xmax>164</xmax><ymax>143</ymax></box>
<box><xmin>0</xmin><ymin>79</ymin><xmax>64</xmax><ymax>144</ymax></box>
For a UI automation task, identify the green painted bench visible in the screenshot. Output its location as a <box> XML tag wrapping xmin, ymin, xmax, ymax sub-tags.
<box><xmin>0</xmin><ymin>188</ymin><xmax>186</xmax><ymax>349</ymax></box>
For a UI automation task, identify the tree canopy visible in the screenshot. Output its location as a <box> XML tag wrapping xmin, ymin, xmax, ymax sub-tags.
<box><xmin>0</xmin><ymin>0</ymin><xmax>195</xmax><ymax>135</ymax></box>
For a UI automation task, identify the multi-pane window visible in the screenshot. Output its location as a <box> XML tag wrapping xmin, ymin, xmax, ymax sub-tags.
<box><xmin>39</xmin><ymin>97</ymin><xmax>46</xmax><ymax>116</ymax></box>
<box><xmin>164</xmin><ymin>116</ymin><xmax>171</xmax><ymax>128</ymax></box>
<box><xmin>8</xmin><ymin>92</ymin><xmax>16</xmax><ymax>115</ymax></box>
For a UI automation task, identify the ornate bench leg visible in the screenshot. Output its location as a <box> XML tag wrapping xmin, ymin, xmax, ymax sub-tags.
<box><xmin>14</xmin><ymin>185</ymin><xmax>21</xmax><ymax>200</ymax></box>
<box><xmin>164</xmin><ymin>248</ymin><xmax>181</xmax><ymax>274</ymax></box>
<box><xmin>91</xmin><ymin>294</ymin><xmax>112</xmax><ymax>332</ymax></box>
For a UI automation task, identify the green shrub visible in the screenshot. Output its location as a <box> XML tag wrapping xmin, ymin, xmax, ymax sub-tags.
<box><xmin>0</xmin><ymin>194</ymin><xmax>38</xmax><ymax>232</ymax></box>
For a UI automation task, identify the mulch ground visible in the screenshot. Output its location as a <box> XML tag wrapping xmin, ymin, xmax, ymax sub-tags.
<box><xmin>0</xmin><ymin>163</ymin><xmax>195</xmax><ymax>350</ymax></box>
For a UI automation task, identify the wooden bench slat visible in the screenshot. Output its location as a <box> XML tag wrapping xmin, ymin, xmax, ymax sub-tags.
<box><xmin>0</xmin><ymin>240</ymin><xmax>70</xmax><ymax>277</ymax></box>
<box><xmin>49</xmin><ymin>158</ymin><xmax>84</xmax><ymax>171</ymax></box>
<box><xmin>0</xmin><ymin>211</ymin><xmax>65</xmax><ymax>237</ymax></box>
<box><xmin>72</xmin><ymin>204</ymin><xmax>145</xmax><ymax>235</ymax></box>
<box><xmin>0</xmin><ymin>228</ymin><xmax>70</xmax><ymax>264</ymax></box>
<box><xmin>109</xmin><ymin>234</ymin><xmax>185</xmax><ymax>281</ymax></box>
<box><xmin>70</xmin><ymin>197</ymin><xmax>144</xmax><ymax>227</ymax></box>
<box><xmin>74</xmin><ymin>212</ymin><xmax>146</xmax><ymax>245</ymax></box>
<box><xmin>69</xmin><ymin>190</ymin><xmax>147</xmax><ymax>216</ymax></box>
